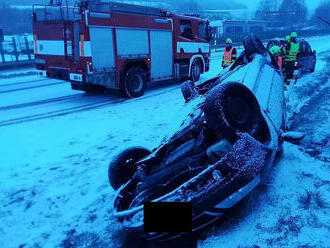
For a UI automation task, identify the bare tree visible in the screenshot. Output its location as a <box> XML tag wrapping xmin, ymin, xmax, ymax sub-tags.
<box><xmin>255</xmin><ymin>0</ymin><xmax>279</xmax><ymax>20</ymax></box>
<box><xmin>279</xmin><ymin>0</ymin><xmax>307</xmax><ymax>27</ymax></box>
<box><xmin>176</xmin><ymin>0</ymin><xmax>201</xmax><ymax>15</ymax></box>
<box><xmin>310</xmin><ymin>1</ymin><xmax>330</xmax><ymax>28</ymax></box>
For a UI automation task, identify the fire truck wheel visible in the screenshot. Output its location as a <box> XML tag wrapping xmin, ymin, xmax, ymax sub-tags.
<box><xmin>191</xmin><ymin>58</ymin><xmax>202</xmax><ymax>82</ymax></box>
<box><xmin>108</xmin><ymin>147</ymin><xmax>151</xmax><ymax>190</ymax></box>
<box><xmin>124</xmin><ymin>67</ymin><xmax>147</xmax><ymax>98</ymax></box>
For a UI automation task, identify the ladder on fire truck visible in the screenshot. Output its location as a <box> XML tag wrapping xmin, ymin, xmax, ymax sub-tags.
<box><xmin>33</xmin><ymin>0</ymin><xmax>172</xmax><ymax>22</ymax></box>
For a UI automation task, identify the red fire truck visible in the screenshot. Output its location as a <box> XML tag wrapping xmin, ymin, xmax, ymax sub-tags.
<box><xmin>33</xmin><ymin>1</ymin><xmax>211</xmax><ymax>98</ymax></box>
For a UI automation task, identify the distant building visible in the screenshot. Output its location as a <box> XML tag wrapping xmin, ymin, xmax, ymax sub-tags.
<box><xmin>210</xmin><ymin>20</ymin><xmax>267</xmax><ymax>37</ymax></box>
<box><xmin>255</xmin><ymin>11</ymin><xmax>304</xmax><ymax>27</ymax></box>
<box><xmin>209</xmin><ymin>20</ymin><xmax>224</xmax><ymax>40</ymax></box>
<box><xmin>223</xmin><ymin>20</ymin><xmax>267</xmax><ymax>34</ymax></box>
<box><xmin>209</xmin><ymin>19</ymin><xmax>268</xmax><ymax>44</ymax></box>
<box><xmin>201</xmin><ymin>9</ymin><xmax>254</xmax><ymax>21</ymax></box>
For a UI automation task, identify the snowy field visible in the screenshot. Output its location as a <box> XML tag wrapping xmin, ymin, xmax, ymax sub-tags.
<box><xmin>0</xmin><ymin>36</ymin><xmax>329</xmax><ymax>248</ymax></box>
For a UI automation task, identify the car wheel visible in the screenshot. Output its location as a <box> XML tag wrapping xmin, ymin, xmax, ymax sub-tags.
<box><xmin>108</xmin><ymin>147</ymin><xmax>151</xmax><ymax>190</ymax></box>
<box><xmin>123</xmin><ymin>67</ymin><xmax>147</xmax><ymax>98</ymax></box>
<box><xmin>243</xmin><ymin>35</ymin><xmax>268</xmax><ymax>59</ymax></box>
<box><xmin>181</xmin><ymin>80</ymin><xmax>198</xmax><ymax>102</ymax></box>
<box><xmin>204</xmin><ymin>82</ymin><xmax>263</xmax><ymax>141</ymax></box>
<box><xmin>191</xmin><ymin>59</ymin><xmax>202</xmax><ymax>82</ymax></box>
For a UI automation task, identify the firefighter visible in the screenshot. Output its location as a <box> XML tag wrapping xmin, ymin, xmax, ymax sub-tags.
<box><xmin>222</xmin><ymin>38</ymin><xmax>237</xmax><ymax>69</ymax></box>
<box><xmin>283</xmin><ymin>32</ymin><xmax>300</xmax><ymax>83</ymax></box>
<box><xmin>270</xmin><ymin>45</ymin><xmax>283</xmax><ymax>69</ymax></box>
<box><xmin>281</xmin><ymin>35</ymin><xmax>291</xmax><ymax>81</ymax></box>
<box><xmin>280</xmin><ymin>35</ymin><xmax>291</xmax><ymax>55</ymax></box>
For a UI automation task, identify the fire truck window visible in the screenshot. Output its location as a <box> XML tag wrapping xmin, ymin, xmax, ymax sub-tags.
<box><xmin>180</xmin><ymin>20</ymin><xmax>193</xmax><ymax>39</ymax></box>
<box><xmin>198</xmin><ymin>23</ymin><xmax>207</xmax><ymax>40</ymax></box>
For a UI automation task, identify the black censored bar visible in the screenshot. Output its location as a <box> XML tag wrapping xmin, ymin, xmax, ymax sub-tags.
<box><xmin>143</xmin><ymin>202</ymin><xmax>192</xmax><ymax>232</ymax></box>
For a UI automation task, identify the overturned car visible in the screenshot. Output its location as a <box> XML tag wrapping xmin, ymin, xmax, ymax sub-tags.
<box><xmin>108</xmin><ymin>36</ymin><xmax>295</xmax><ymax>242</ymax></box>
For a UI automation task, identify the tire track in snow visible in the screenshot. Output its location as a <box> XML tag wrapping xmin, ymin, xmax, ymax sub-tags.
<box><xmin>0</xmin><ymin>83</ymin><xmax>181</xmax><ymax>127</ymax></box>
<box><xmin>288</xmin><ymin>54</ymin><xmax>330</xmax><ymax>162</ymax></box>
<box><xmin>0</xmin><ymin>78</ymin><xmax>48</xmax><ymax>87</ymax></box>
<box><xmin>0</xmin><ymin>80</ymin><xmax>67</xmax><ymax>94</ymax></box>
<box><xmin>0</xmin><ymin>98</ymin><xmax>126</xmax><ymax>127</ymax></box>
<box><xmin>0</xmin><ymin>94</ymin><xmax>84</xmax><ymax>111</ymax></box>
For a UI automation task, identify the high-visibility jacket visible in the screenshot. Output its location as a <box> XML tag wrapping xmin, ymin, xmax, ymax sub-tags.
<box><xmin>223</xmin><ymin>47</ymin><xmax>234</xmax><ymax>66</ymax></box>
<box><xmin>285</xmin><ymin>42</ymin><xmax>299</xmax><ymax>61</ymax></box>
<box><xmin>277</xmin><ymin>56</ymin><xmax>283</xmax><ymax>68</ymax></box>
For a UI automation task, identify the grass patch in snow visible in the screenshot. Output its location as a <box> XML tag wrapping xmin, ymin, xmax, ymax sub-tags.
<box><xmin>60</xmin><ymin>230</ymin><xmax>108</xmax><ymax>248</ymax></box>
<box><xmin>298</xmin><ymin>190</ymin><xmax>328</xmax><ymax>210</ymax></box>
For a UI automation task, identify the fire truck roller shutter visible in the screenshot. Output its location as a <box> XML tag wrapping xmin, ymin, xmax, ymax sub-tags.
<box><xmin>116</xmin><ymin>29</ymin><xmax>149</xmax><ymax>57</ymax></box>
<box><xmin>89</xmin><ymin>27</ymin><xmax>115</xmax><ymax>72</ymax></box>
<box><xmin>150</xmin><ymin>30</ymin><xmax>173</xmax><ymax>80</ymax></box>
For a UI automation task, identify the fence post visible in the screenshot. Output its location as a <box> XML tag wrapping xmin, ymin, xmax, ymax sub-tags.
<box><xmin>12</xmin><ymin>37</ymin><xmax>19</xmax><ymax>62</ymax></box>
<box><xmin>24</xmin><ymin>36</ymin><xmax>31</xmax><ymax>60</ymax></box>
<box><xmin>0</xmin><ymin>42</ymin><xmax>5</xmax><ymax>63</ymax></box>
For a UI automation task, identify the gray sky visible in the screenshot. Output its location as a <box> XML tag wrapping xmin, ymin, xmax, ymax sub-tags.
<box><xmin>0</xmin><ymin>0</ymin><xmax>326</xmax><ymax>12</ymax></box>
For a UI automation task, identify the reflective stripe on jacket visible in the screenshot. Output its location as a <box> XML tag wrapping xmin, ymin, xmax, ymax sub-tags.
<box><xmin>223</xmin><ymin>47</ymin><xmax>234</xmax><ymax>66</ymax></box>
<box><xmin>285</xmin><ymin>42</ymin><xmax>299</xmax><ymax>61</ymax></box>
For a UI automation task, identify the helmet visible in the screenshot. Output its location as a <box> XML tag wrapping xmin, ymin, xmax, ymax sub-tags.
<box><xmin>285</xmin><ymin>35</ymin><xmax>291</xmax><ymax>42</ymax></box>
<box><xmin>226</xmin><ymin>38</ymin><xmax>232</xmax><ymax>44</ymax></box>
<box><xmin>270</xmin><ymin>45</ymin><xmax>280</xmax><ymax>55</ymax></box>
<box><xmin>290</xmin><ymin>32</ymin><xmax>297</xmax><ymax>38</ymax></box>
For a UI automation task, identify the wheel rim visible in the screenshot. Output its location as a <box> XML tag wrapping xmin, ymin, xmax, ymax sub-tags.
<box><xmin>225</xmin><ymin>97</ymin><xmax>251</xmax><ymax>127</ymax></box>
<box><xmin>130</xmin><ymin>75</ymin><xmax>143</xmax><ymax>93</ymax></box>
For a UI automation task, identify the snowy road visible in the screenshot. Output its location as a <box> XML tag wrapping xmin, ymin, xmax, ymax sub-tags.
<box><xmin>0</xmin><ymin>36</ymin><xmax>329</xmax><ymax>248</ymax></box>
<box><xmin>0</xmin><ymin>76</ymin><xmax>124</xmax><ymax>126</ymax></box>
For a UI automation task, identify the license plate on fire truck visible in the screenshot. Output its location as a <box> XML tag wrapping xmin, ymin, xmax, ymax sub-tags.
<box><xmin>69</xmin><ymin>73</ymin><xmax>83</xmax><ymax>82</ymax></box>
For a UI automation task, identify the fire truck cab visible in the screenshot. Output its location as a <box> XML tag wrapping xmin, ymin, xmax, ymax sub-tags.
<box><xmin>33</xmin><ymin>1</ymin><xmax>211</xmax><ymax>98</ymax></box>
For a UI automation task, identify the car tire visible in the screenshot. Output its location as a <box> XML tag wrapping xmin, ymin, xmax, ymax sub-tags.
<box><xmin>190</xmin><ymin>58</ymin><xmax>202</xmax><ymax>82</ymax></box>
<box><xmin>243</xmin><ymin>35</ymin><xmax>268</xmax><ymax>59</ymax></box>
<box><xmin>181</xmin><ymin>80</ymin><xmax>198</xmax><ymax>102</ymax></box>
<box><xmin>108</xmin><ymin>147</ymin><xmax>151</xmax><ymax>190</ymax></box>
<box><xmin>123</xmin><ymin>67</ymin><xmax>147</xmax><ymax>98</ymax></box>
<box><xmin>204</xmin><ymin>82</ymin><xmax>263</xmax><ymax>141</ymax></box>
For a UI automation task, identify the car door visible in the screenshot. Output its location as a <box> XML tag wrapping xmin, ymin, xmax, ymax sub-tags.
<box><xmin>305</xmin><ymin>42</ymin><xmax>315</xmax><ymax>71</ymax></box>
<box><xmin>298</xmin><ymin>42</ymin><xmax>308</xmax><ymax>73</ymax></box>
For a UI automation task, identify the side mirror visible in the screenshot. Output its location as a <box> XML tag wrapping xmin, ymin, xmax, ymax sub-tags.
<box><xmin>281</xmin><ymin>131</ymin><xmax>304</xmax><ymax>145</ymax></box>
<box><xmin>206</xmin><ymin>26</ymin><xmax>212</xmax><ymax>42</ymax></box>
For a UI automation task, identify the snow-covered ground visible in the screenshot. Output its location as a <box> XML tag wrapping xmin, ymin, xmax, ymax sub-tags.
<box><xmin>0</xmin><ymin>36</ymin><xmax>329</xmax><ymax>248</ymax></box>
